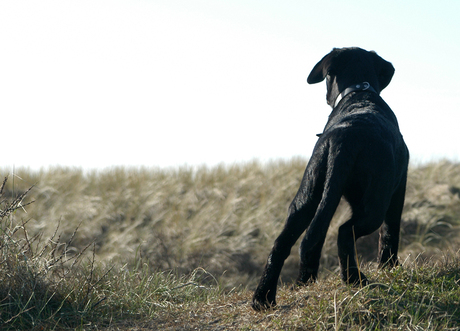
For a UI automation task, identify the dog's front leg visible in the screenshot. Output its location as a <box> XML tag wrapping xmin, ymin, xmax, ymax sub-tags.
<box><xmin>378</xmin><ymin>181</ymin><xmax>406</xmax><ymax>268</ymax></box>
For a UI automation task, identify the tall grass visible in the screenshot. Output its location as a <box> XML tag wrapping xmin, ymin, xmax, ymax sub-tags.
<box><xmin>2</xmin><ymin>159</ymin><xmax>310</xmax><ymax>287</ymax></box>
<box><xmin>0</xmin><ymin>175</ymin><xmax>224</xmax><ymax>329</ymax></box>
<box><xmin>5</xmin><ymin>159</ymin><xmax>460</xmax><ymax>287</ymax></box>
<box><xmin>1</xmin><ymin>158</ymin><xmax>460</xmax><ymax>329</ymax></box>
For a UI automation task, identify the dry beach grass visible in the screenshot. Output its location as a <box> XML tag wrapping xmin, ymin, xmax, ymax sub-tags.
<box><xmin>1</xmin><ymin>158</ymin><xmax>460</xmax><ymax>329</ymax></box>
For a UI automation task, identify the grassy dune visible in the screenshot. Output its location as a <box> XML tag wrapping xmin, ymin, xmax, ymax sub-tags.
<box><xmin>1</xmin><ymin>159</ymin><xmax>460</xmax><ymax>329</ymax></box>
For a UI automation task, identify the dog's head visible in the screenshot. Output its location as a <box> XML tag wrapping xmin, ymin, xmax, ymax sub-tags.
<box><xmin>307</xmin><ymin>47</ymin><xmax>395</xmax><ymax>107</ymax></box>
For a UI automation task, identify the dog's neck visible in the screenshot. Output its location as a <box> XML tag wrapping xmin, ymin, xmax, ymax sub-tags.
<box><xmin>333</xmin><ymin>82</ymin><xmax>377</xmax><ymax>108</ymax></box>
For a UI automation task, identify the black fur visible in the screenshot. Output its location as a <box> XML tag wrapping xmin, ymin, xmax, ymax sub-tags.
<box><xmin>252</xmin><ymin>47</ymin><xmax>409</xmax><ymax>311</ymax></box>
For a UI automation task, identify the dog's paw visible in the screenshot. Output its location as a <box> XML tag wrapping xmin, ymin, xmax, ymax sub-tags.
<box><xmin>290</xmin><ymin>278</ymin><xmax>316</xmax><ymax>292</ymax></box>
<box><xmin>252</xmin><ymin>289</ymin><xmax>277</xmax><ymax>311</ymax></box>
<box><xmin>251</xmin><ymin>298</ymin><xmax>276</xmax><ymax>311</ymax></box>
<box><xmin>342</xmin><ymin>271</ymin><xmax>369</xmax><ymax>287</ymax></box>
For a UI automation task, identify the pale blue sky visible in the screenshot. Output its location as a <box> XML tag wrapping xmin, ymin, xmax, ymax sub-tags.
<box><xmin>1</xmin><ymin>1</ymin><xmax>459</xmax><ymax>170</ymax></box>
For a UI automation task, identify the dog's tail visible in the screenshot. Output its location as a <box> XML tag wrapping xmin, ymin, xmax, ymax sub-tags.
<box><xmin>301</xmin><ymin>149</ymin><xmax>353</xmax><ymax>251</ymax></box>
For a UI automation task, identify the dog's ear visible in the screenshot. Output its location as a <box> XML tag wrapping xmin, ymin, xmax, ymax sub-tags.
<box><xmin>371</xmin><ymin>51</ymin><xmax>395</xmax><ymax>91</ymax></box>
<box><xmin>307</xmin><ymin>49</ymin><xmax>338</xmax><ymax>84</ymax></box>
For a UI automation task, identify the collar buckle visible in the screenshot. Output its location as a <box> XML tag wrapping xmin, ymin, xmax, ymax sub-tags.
<box><xmin>334</xmin><ymin>82</ymin><xmax>377</xmax><ymax>108</ymax></box>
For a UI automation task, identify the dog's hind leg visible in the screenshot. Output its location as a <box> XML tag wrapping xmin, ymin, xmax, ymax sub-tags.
<box><xmin>296</xmin><ymin>147</ymin><xmax>355</xmax><ymax>286</ymax></box>
<box><xmin>296</xmin><ymin>185</ymin><xmax>342</xmax><ymax>285</ymax></box>
<box><xmin>337</xmin><ymin>204</ymin><xmax>387</xmax><ymax>286</ymax></box>
<box><xmin>296</xmin><ymin>229</ymin><xmax>328</xmax><ymax>285</ymax></box>
<box><xmin>252</xmin><ymin>157</ymin><xmax>327</xmax><ymax>310</ymax></box>
<box><xmin>252</xmin><ymin>206</ymin><xmax>309</xmax><ymax>310</ymax></box>
<box><xmin>252</xmin><ymin>203</ymin><xmax>315</xmax><ymax>310</ymax></box>
<box><xmin>296</xmin><ymin>191</ymin><xmax>345</xmax><ymax>285</ymax></box>
<box><xmin>379</xmin><ymin>180</ymin><xmax>406</xmax><ymax>268</ymax></box>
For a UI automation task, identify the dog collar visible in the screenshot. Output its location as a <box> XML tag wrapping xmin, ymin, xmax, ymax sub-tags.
<box><xmin>334</xmin><ymin>82</ymin><xmax>377</xmax><ymax>108</ymax></box>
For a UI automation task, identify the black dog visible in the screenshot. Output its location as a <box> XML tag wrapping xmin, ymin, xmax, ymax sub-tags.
<box><xmin>252</xmin><ymin>47</ymin><xmax>409</xmax><ymax>311</ymax></box>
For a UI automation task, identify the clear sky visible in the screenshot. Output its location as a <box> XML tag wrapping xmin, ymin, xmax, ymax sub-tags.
<box><xmin>1</xmin><ymin>1</ymin><xmax>459</xmax><ymax>170</ymax></box>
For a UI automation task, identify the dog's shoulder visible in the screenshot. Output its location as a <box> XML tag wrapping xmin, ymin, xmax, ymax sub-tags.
<box><xmin>320</xmin><ymin>93</ymin><xmax>401</xmax><ymax>139</ymax></box>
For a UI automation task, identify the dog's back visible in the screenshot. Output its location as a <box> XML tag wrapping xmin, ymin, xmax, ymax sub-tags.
<box><xmin>319</xmin><ymin>89</ymin><xmax>408</xmax><ymax>187</ymax></box>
